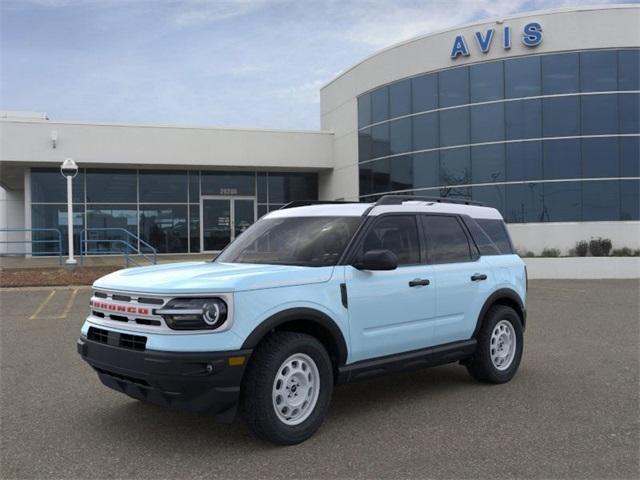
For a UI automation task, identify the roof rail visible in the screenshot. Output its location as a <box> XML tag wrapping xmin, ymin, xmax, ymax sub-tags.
<box><xmin>279</xmin><ymin>200</ymin><xmax>361</xmax><ymax>210</ymax></box>
<box><xmin>374</xmin><ymin>195</ymin><xmax>485</xmax><ymax>207</ymax></box>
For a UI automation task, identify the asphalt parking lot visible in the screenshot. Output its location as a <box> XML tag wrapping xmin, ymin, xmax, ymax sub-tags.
<box><xmin>1</xmin><ymin>280</ymin><xmax>638</xmax><ymax>479</ymax></box>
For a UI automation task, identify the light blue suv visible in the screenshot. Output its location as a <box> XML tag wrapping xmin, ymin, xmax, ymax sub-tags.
<box><xmin>78</xmin><ymin>195</ymin><xmax>527</xmax><ymax>445</ymax></box>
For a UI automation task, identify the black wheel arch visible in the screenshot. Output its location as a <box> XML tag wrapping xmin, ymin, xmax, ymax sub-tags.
<box><xmin>241</xmin><ymin>308</ymin><xmax>349</xmax><ymax>368</ymax></box>
<box><xmin>473</xmin><ymin>288</ymin><xmax>527</xmax><ymax>338</ymax></box>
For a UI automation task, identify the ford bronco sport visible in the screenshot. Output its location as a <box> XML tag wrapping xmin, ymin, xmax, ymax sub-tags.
<box><xmin>78</xmin><ymin>195</ymin><xmax>527</xmax><ymax>445</ymax></box>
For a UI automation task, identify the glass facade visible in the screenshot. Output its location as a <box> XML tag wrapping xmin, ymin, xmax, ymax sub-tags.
<box><xmin>357</xmin><ymin>48</ymin><xmax>640</xmax><ymax>223</ymax></box>
<box><xmin>30</xmin><ymin>168</ymin><xmax>317</xmax><ymax>255</ymax></box>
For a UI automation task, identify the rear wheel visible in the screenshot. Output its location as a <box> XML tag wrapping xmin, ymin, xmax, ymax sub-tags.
<box><xmin>466</xmin><ymin>305</ymin><xmax>523</xmax><ymax>383</ymax></box>
<box><xmin>240</xmin><ymin>331</ymin><xmax>333</xmax><ymax>445</ymax></box>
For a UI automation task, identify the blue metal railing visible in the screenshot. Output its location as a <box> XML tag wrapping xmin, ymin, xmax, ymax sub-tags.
<box><xmin>80</xmin><ymin>228</ymin><xmax>157</xmax><ymax>266</ymax></box>
<box><xmin>0</xmin><ymin>228</ymin><xmax>64</xmax><ymax>265</ymax></box>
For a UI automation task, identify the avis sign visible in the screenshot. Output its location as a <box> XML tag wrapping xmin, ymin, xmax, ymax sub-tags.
<box><xmin>450</xmin><ymin>22</ymin><xmax>543</xmax><ymax>59</ymax></box>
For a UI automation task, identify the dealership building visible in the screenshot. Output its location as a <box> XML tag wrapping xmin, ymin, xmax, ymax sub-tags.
<box><xmin>1</xmin><ymin>5</ymin><xmax>638</xmax><ymax>257</ymax></box>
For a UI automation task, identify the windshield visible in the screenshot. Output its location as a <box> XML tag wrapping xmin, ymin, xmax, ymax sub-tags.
<box><xmin>215</xmin><ymin>216</ymin><xmax>362</xmax><ymax>267</ymax></box>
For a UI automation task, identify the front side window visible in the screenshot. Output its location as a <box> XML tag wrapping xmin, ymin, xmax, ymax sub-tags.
<box><xmin>216</xmin><ymin>216</ymin><xmax>361</xmax><ymax>267</ymax></box>
<box><xmin>422</xmin><ymin>215</ymin><xmax>472</xmax><ymax>264</ymax></box>
<box><xmin>359</xmin><ymin>215</ymin><xmax>420</xmax><ymax>265</ymax></box>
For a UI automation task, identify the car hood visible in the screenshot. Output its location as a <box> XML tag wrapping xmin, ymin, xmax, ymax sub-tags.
<box><xmin>93</xmin><ymin>261</ymin><xmax>335</xmax><ymax>294</ymax></box>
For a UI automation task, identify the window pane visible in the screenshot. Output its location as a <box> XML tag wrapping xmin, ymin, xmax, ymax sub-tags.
<box><xmin>257</xmin><ymin>172</ymin><xmax>267</xmax><ymax>203</ymax></box>
<box><xmin>413</xmin><ymin>152</ymin><xmax>440</xmax><ymax>189</ymax></box>
<box><xmin>258</xmin><ymin>204</ymin><xmax>268</xmax><ymax>218</ymax></box>
<box><xmin>505</xmin><ymin>56</ymin><xmax>541</xmax><ymax>98</ymax></box>
<box><xmin>582</xmin><ymin>180</ymin><xmax>619</xmax><ymax>221</ymax></box>
<box><xmin>267</xmin><ymin>173</ymin><xmax>317</xmax><ymax>204</ymax></box>
<box><xmin>543</xmin><ymin>181</ymin><xmax>581</xmax><ymax>222</ymax></box>
<box><xmin>372</xmin><ymin>158</ymin><xmax>391</xmax><ymax>193</ymax></box>
<box><xmin>358</xmin><ymin>93</ymin><xmax>372</xmax><ymax>128</ymax></box>
<box><xmin>189</xmin><ymin>204</ymin><xmax>200</xmax><ymax>252</ymax></box>
<box><xmin>473</xmin><ymin>184</ymin><xmax>506</xmax><ymax>215</ymax></box>
<box><xmin>440</xmin><ymin>148</ymin><xmax>470</xmax><ymax>185</ymax></box>
<box><xmin>86</xmin><ymin>205</ymin><xmax>138</xmax><ymax>254</ymax></box>
<box><xmin>358</xmin><ymin>128</ymin><xmax>373</xmax><ymax>162</ymax></box>
<box><xmin>189</xmin><ymin>171</ymin><xmax>200</xmax><ymax>203</ymax></box>
<box><xmin>439</xmin><ymin>67</ymin><xmax>469</xmax><ymax>108</ymax></box>
<box><xmin>371</xmin><ymin>87</ymin><xmax>389</xmax><ymax>123</ymax></box>
<box><xmin>31</xmin><ymin>204</ymin><xmax>84</xmax><ymax>255</ymax></box>
<box><xmin>506</xmin><ymin>183</ymin><xmax>543</xmax><ymax>223</ymax></box>
<box><xmin>362</xmin><ymin>216</ymin><xmax>420</xmax><ymax>265</ymax></box>
<box><xmin>31</xmin><ymin>168</ymin><xmax>84</xmax><ymax>203</ymax></box>
<box><xmin>543</xmin><ymin>139</ymin><xmax>581</xmax><ymax>180</ymax></box>
<box><xmin>389</xmin><ymin>79</ymin><xmax>411</xmax><ymax>118</ymax></box>
<box><xmin>86</xmin><ymin>169</ymin><xmax>136</xmax><ymax>203</ymax></box>
<box><xmin>201</xmin><ymin>171</ymin><xmax>255</xmax><ymax>196</ymax></box>
<box><xmin>422</xmin><ymin>215</ymin><xmax>471</xmax><ymax>264</ymax></box>
<box><xmin>581</xmin><ymin>51</ymin><xmax>617</xmax><ymax>92</ymax></box>
<box><xmin>619</xmin><ymin>49</ymin><xmax>640</xmax><ymax>91</ymax></box>
<box><xmin>389</xmin><ymin>117</ymin><xmax>412</xmax><ymax>155</ymax></box>
<box><xmin>506</xmin><ymin>142</ymin><xmax>542</xmax><ymax>181</ymax></box>
<box><xmin>439</xmin><ymin>107</ymin><xmax>469</xmax><ymax>147</ymax></box>
<box><xmin>619</xmin><ymin>93</ymin><xmax>640</xmax><ymax>134</ymax></box>
<box><xmin>621</xmin><ymin>179</ymin><xmax>640</xmax><ymax>220</ymax></box>
<box><xmin>371</xmin><ymin>123</ymin><xmax>390</xmax><ymax>158</ymax></box>
<box><xmin>472</xmin><ymin>144</ymin><xmax>505</xmax><ymax>183</ymax></box>
<box><xmin>470</xmin><ymin>103</ymin><xmax>504</xmax><ymax>143</ymax></box>
<box><xmin>581</xmin><ymin>94</ymin><xmax>618</xmax><ymax>135</ymax></box>
<box><xmin>412</xmin><ymin>112</ymin><xmax>438</xmax><ymax>151</ymax></box>
<box><xmin>391</xmin><ymin>155</ymin><xmax>413</xmax><ymax>191</ymax></box>
<box><xmin>505</xmin><ymin>98</ymin><xmax>542</xmax><ymax>140</ymax></box>
<box><xmin>476</xmin><ymin>218</ymin><xmax>512</xmax><ymax>254</ymax></box>
<box><xmin>620</xmin><ymin>137</ymin><xmax>640</xmax><ymax>177</ymax></box>
<box><xmin>582</xmin><ymin>137</ymin><xmax>619</xmax><ymax>178</ymax></box>
<box><xmin>412</xmin><ymin>74</ymin><xmax>438</xmax><ymax>113</ymax></box>
<box><xmin>139</xmin><ymin>170</ymin><xmax>187</xmax><ymax>203</ymax></box>
<box><xmin>542</xmin><ymin>96</ymin><xmax>580</xmax><ymax>137</ymax></box>
<box><xmin>470</xmin><ymin>61</ymin><xmax>504</xmax><ymax>102</ymax></box>
<box><xmin>541</xmin><ymin>52</ymin><xmax>579</xmax><ymax>95</ymax></box>
<box><xmin>139</xmin><ymin>205</ymin><xmax>188</xmax><ymax>253</ymax></box>
<box><xmin>359</xmin><ymin>162</ymin><xmax>373</xmax><ymax>196</ymax></box>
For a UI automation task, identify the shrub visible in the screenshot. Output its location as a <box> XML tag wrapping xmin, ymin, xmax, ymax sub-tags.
<box><xmin>540</xmin><ymin>248</ymin><xmax>561</xmax><ymax>257</ymax></box>
<box><xmin>574</xmin><ymin>241</ymin><xmax>589</xmax><ymax>257</ymax></box>
<box><xmin>517</xmin><ymin>248</ymin><xmax>535</xmax><ymax>258</ymax></box>
<box><xmin>611</xmin><ymin>247</ymin><xmax>640</xmax><ymax>257</ymax></box>
<box><xmin>589</xmin><ymin>237</ymin><xmax>612</xmax><ymax>257</ymax></box>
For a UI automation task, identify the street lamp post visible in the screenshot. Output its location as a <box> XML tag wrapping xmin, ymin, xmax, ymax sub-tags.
<box><xmin>60</xmin><ymin>158</ymin><xmax>78</xmax><ymax>265</ymax></box>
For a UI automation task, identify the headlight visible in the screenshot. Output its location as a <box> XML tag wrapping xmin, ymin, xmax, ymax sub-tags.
<box><xmin>156</xmin><ymin>298</ymin><xmax>228</xmax><ymax>330</ymax></box>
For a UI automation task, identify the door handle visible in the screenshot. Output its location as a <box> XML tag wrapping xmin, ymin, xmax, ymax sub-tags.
<box><xmin>409</xmin><ymin>278</ymin><xmax>430</xmax><ymax>287</ymax></box>
<box><xmin>471</xmin><ymin>273</ymin><xmax>488</xmax><ymax>281</ymax></box>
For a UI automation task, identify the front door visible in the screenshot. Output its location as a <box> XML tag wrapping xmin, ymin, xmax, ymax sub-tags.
<box><xmin>201</xmin><ymin>196</ymin><xmax>255</xmax><ymax>252</ymax></box>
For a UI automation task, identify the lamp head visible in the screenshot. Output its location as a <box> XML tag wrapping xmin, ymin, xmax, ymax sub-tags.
<box><xmin>60</xmin><ymin>158</ymin><xmax>78</xmax><ymax>178</ymax></box>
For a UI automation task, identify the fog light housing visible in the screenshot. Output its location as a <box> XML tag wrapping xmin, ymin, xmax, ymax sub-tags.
<box><xmin>157</xmin><ymin>298</ymin><xmax>228</xmax><ymax>330</ymax></box>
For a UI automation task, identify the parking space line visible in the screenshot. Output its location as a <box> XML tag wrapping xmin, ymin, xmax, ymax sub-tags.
<box><xmin>29</xmin><ymin>289</ymin><xmax>56</xmax><ymax>319</ymax></box>
<box><xmin>58</xmin><ymin>288</ymin><xmax>79</xmax><ymax>319</ymax></box>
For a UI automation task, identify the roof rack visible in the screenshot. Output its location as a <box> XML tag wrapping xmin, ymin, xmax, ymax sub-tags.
<box><xmin>279</xmin><ymin>200</ymin><xmax>361</xmax><ymax>210</ymax></box>
<box><xmin>374</xmin><ymin>195</ymin><xmax>485</xmax><ymax>207</ymax></box>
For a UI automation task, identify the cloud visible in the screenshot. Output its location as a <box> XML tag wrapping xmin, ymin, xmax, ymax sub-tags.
<box><xmin>170</xmin><ymin>0</ymin><xmax>282</xmax><ymax>27</ymax></box>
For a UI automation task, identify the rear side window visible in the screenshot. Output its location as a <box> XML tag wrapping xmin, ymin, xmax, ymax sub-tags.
<box><xmin>422</xmin><ymin>215</ymin><xmax>472</xmax><ymax>264</ymax></box>
<box><xmin>475</xmin><ymin>219</ymin><xmax>514</xmax><ymax>254</ymax></box>
<box><xmin>463</xmin><ymin>218</ymin><xmax>501</xmax><ymax>256</ymax></box>
<box><xmin>360</xmin><ymin>215</ymin><xmax>420</xmax><ymax>265</ymax></box>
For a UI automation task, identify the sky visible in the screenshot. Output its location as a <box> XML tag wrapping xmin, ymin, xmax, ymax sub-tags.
<box><xmin>0</xmin><ymin>0</ymin><xmax>632</xmax><ymax>130</ymax></box>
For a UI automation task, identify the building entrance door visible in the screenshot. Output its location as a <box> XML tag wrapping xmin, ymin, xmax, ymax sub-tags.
<box><xmin>201</xmin><ymin>196</ymin><xmax>256</xmax><ymax>252</ymax></box>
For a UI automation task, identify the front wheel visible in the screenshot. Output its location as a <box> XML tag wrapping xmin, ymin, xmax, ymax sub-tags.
<box><xmin>466</xmin><ymin>305</ymin><xmax>523</xmax><ymax>384</ymax></box>
<box><xmin>240</xmin><ymin>332</ymin><xmax>333</xmax><ymax>445</ymax></box>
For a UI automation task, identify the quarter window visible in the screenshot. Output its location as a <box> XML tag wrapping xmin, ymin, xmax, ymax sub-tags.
<box><xmin>360</xmin><ymin>216</ymin><xmax>420</xmax><ymax>265</ymax></box>
<box><xmin>422</xmin><ymin>215</ymin><xmax>472</xmax><ymax>264</ymax></box>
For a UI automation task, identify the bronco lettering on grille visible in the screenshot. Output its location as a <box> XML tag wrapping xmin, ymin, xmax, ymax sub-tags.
<box><xmin>90</xmin><ymin>300</ymin><xmax>150</xmax><ymax>316</ymax></box>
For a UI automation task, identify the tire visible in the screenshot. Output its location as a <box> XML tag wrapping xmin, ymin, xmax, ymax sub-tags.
<box><xmin>466</xmin><ymin>305</ymin><xmax>523</xmax><ymax>384</ymax></box>
<box><xmin>240</xmin><ymin>331</ymin><xmax>333</xmax><ymax>445</ymax></box>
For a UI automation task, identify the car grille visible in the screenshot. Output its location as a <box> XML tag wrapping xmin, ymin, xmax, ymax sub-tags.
<box><xmin>90</xmin><ymin>290</ymin><xmax>168</xmax><ymax>329</ymax></box>
<box><xmin>88</xmin><ymin>326</ymin><xmax>147</xmax><ymax>351</ymax></box>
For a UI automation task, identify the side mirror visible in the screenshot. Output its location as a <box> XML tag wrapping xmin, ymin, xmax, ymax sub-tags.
<box><xmin>353</xmin><ymin>249</ymin><xmax>398</xmax><ymax>271</ymax></box>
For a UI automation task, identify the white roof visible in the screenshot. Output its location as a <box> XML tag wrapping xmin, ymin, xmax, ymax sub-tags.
<box><xmin>264</xmin><ymin>200</ymin><xmax>503</xmax><ymax>220</ymax></box>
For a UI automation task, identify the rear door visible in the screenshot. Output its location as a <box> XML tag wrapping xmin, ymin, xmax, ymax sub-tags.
<box><xmin>345</xmin><ymin>215</ymin><xmax>436</xmax><ymax>363</ymax></box>
<box><xmin>421</xmin><ymin>215</ymin><xmax>494</xmax><ymax>345</ymax></box>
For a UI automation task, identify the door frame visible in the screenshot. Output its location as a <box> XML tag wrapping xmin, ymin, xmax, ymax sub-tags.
<box><xmin>200</xmin><ymin>195</ymin><xmax>257</xmax><ymax>253</ymax></box>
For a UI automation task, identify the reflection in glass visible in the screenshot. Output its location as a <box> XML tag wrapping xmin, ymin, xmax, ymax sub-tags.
<box><xmin>189</xmin><ymin>204</ymin><xmax>200</xmax><ymax>252</ymax></box>
<box><xmin>391</xmin><ymin>155</ymin><xmax>413</xmax><ymax>191</ymax></box>
<box><xmin>234</xmin><ymin>199</ymin><xmax>255</xmax><ymax>239</ymax></box>
<box><xmin>506</xmin><ymin>142</ymin><xmax>542</xmax><ymax>181</ymax></box>
<box><xmin>389</xmin><ymin>79</ymin><xmax>411</xmax><ymax>118</ymax></box>
<box><xmin>470</xmin><ymin>103</ymin><xmax>504</xmax><ymax>143</ymax></box>
<box><xmin>371</xmin><ymin>87</ymin><xmax>389</xmax><ymax>123</ymax></box>
<box><xmin>359</xmin><ymin>128</ymin><xmax>372</xmax><ymax>162</ymax></box>
<box><xmin>472</xmin><ymin>184</ymin><xmax>505</xmax><ymax>213</ymax></box>
<box><xmin>389</xmin><ymin>117</ymin><xmax>411</xmax><ymax>155</ymax></box>
<box><xmin>581</xmin><ymin>95</ymin><xmax>618</xmax><ymax>135</ymax></box>
<box><xmin>139</xmin><ymin>205</ymin><xmax>188</xmax><ymax>253</ymax></box>
<box><xmin>543</xmin><ymin>139</ymin><xmax>581</xmax><ymax>180</ymax></box>
<box><xmin>413</xmin><ymin>152</ymin><xmax>440</xmax><ymax>189</ymax></box>
<box><xmin>583</xmin><ymin>180</ymin><xmax>619</xmax><ymax>221</ymax></box>
<box><xmin>618</xmin><ymin>49</ymin><xmax>640</xmax><ymax>91</ymax></box>
<box><xmin>267</xmin><ymin>174</ymin><xmax>317</xmax><ymax>204</ymax></box>
<box><xmin>412</xmin><ymin>112</ymin><xmax>438</xmax><ymax>151</ymax></box>
<box><xmin>505</xmin><ymin>99</ymin><xmax>542</xmax><ymax>140</ymax></box>
<box><xmin>505</xmin><ymin>56</ymin><xmax>541</xmax><ymax>98</ymax></box>
<box><xmin>619</xmin><ymin>93</ymin><xmax>640</xmax><ymax>134</ymax></box>
<box><xmin>139</xmin><ymin>170</ymin><xmax>187</xmax><ymax>203</ymax></box>
<box><xmin>31</xmin><ymin>204</ymin><xmax>84</xmax><ymax>255</ymax></box>
<box><xmin>541</xmin><ymin>53</ymin><xmax>579</xmax><ymax>95</ymax></box>
<box><xmin>470</xmin><ymin>61</ymin><xmax>504</xmax><ymax>102</ymax></box>
<box><xmin>542</xmin><ymin>96</ymin><xmax>580</xmax><ymax>137</ymax></box>
<box><xmin>371</xmin><ymin>123</ymin><xmax>390</xmax><ymax>158</ymax></box>
<box><xmin>472</xmin><ymin>144</ymin><xmax>505</xmax><ymax>183</ymax></box>
<box><xmin>440</xmin><ymin>148</ymin><xmax>470</xmax><ymax>186</ymax></box>
<box><xmin>86</xmin><ymin>169</ymin><xmax>136</xmax><ymax>203</ymax></box>
<box><xmin>439</xmin><ymin>108</ymin><xmax>469</xmax><ymax>147</ymax></box>
<box><xmin>543</xmin><ymin>182</ymin><xmax>581</xmax><ymax>222</ymax></box>
<box><xmin>439</xmin><ymin>67</ymin><xmax>469</xmax><ymax>108</ymax></box>
<box><xmin>358</xmin><ymin>94</ymin><xmax>372</xmax><ymax>127</ymax></box>
<box><xmin>86</xmin><ymin>204</ymin><xmax>138</xmax><ymax>254</ymax></box>
<box><xmin>580</xmin><ymin>50</ymin><xmax>617</xmax><ymax>92</ymax></box>
<box><xmin>201</xmin><ymin>171</ymin><xmax>255</xmax><ymax>196</ymax></box>
<box><xmin>505</xmin><ymin>183</ymin><xmax>543</xmax><ymax>223</ymax></box>
<box><xmin>620</xmin><ymin>137</ymin><xmax>640</xmax><ymax>177</ymax></box>
<box><xmin>411</xmin><ymin>74</ymin><xmax>438</xmax><ymax>113</ymax></box>
<box><xmin>621</xmin><ymin>179</ymin><xmax>640</xmax><ymax>220</ymax></box>
<box><xmin>31</xmin><ymin>169</ymin><xmax>85</xmax><ymax>203</ymax></box>
<box><xmin>582</xmin><ymin>137</ymin><xmax>619</xmax><ymax>178</ymax></box>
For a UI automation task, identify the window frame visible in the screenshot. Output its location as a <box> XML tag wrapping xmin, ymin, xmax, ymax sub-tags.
<box><xmin>419</xmin><ymin>213</ymin><xmax>479</xmax><ymax>265</ymax></box>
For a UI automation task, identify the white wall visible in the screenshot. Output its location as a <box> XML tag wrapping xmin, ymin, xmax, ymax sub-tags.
<box><xmin>524</xmin><ymin>257</ymin><xmax>640</xmax><ymax>279</ymax></box>
<box><xmin>0</xmin><ymin>186</ymin><xmax>25</xmax><ymax>254</ymax></box>
<box><xmin>508</xmin><ymin>221</ymin><xmax>640</xmax><ymax>255</ymax></box>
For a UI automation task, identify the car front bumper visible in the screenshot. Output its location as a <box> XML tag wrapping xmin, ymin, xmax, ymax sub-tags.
<box><xmin>77</xmin><ymin>336</ymin><xmax>252</xmax><ymax>422</ymax></box>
